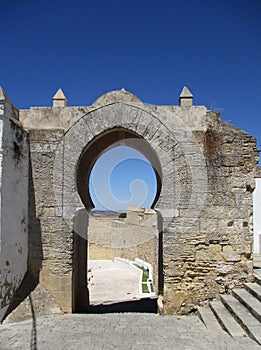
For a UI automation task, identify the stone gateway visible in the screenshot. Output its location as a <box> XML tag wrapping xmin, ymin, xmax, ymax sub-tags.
<box><xmin>0</xmin><ymin>86</ymin><xmax>259</xmax><ymax>321</ymax></box>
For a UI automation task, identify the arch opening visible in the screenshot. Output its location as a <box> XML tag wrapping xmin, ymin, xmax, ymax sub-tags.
<box><xmin>89</xmin><ymin>145</ymin><xmax>157</xmax><ymax>212</ymax></box>
<box><xmin>76</xmin><ymin>127</ymin><xmax>162</xmax><ymax>212</ymax></box>
<box><xmin>73</xmin><ymin>128</ymin><xmax>163</xmax><ymax>313</ymax></box>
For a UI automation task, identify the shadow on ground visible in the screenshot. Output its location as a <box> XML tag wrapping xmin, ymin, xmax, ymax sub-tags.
<box><xmin>88</xmin><ymin>297</ymin><xmax>158</xmax><ymax>314</ymax></box>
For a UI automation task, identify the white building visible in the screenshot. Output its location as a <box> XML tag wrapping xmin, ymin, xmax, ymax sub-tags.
<box><xmin>253</xmin><ymin>178</ymin><xmax>261</xmax><ymax>254</ymax></box>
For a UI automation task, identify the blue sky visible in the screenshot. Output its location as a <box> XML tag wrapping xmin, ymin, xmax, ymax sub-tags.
<box><xmin>90</xmin><ymin>146</ymin><xmax>157</xmax><ymax>211</ymax></box>
<box><xmin>1</xmin><ymin>0</ymin><xmax>261</xmax><ymax>210</ymax></box>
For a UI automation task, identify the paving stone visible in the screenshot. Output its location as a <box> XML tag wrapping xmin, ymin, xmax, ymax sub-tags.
<box><xmin>1</xmin><ymin>313</ymin><xmax>261</xmax><ymax>350</ymax></box>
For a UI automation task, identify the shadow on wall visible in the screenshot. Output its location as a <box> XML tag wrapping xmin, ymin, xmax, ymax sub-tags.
<box><xmin>72</xmin><ymin>208</ymin><xmax>89</xmax><ymax>313</ymax></box>
<box><xmin>3</xmin><ymin>151</ymin><xmax>43</xmax><ymax>320</ymax></box>
<box><xmin>156</xmin><ymin>210</ymin><xmax>164</xmax><ymax>295</ymax></box>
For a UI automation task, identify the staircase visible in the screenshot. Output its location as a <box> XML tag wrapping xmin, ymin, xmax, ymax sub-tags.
<box><xmin>198</xmin><ymin>272</ymin><xmax>261</xmax><ymax>347</ymax></box>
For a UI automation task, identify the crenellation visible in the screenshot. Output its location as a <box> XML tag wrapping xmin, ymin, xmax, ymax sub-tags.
<box><xmin>52</xmin><ymin>89</ymin><xmax>68</xmax><ymax>108</ymax></box>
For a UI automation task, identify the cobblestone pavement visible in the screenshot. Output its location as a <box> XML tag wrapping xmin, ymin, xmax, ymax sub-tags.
<box><xmin>1</xmin><ymin>313</ymin><xmax>260</xmax><ymax>350</ymax></box>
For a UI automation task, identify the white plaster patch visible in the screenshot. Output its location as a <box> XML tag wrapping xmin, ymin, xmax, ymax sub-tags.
<box><xmin>0</xmin><ymin>119</ymin><xmax>28</xmax><ymax>321</ymax></box>
<box><xmin>0</xmin><ymin>119</ymin><xmax>3</xmax><ymax>249</ymax></box>
<box><xmin>0</xmin><ymin>119</ymin><xmax>3</xmax><ymax>151</ymax></box>
<box><xmin>253</xmin><ymin>178</ymin><xmax>261</xmax><ymax>254</ymax></box>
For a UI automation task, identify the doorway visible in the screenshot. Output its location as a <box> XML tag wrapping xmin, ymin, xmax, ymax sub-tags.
<box><xmin>73</xmin><ymin>128</ymin><xmax>163</xmax><ymax>313</ymax></box>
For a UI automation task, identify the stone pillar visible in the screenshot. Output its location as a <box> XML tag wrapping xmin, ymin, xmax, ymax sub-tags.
<box><xmin>72</xmin><ymin>208</ymin><xmax>89</xmax><ymax>312</ymax></box>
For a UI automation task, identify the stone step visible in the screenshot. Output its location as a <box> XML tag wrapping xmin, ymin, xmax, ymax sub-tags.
<box><xmin>245</xmin><ymin>282</ymin><xmax>261</xmax><ymax>302</ymax></box>
<box><xmin>197</xmin><ymin>306</ymin><xmax>224</xmax><ymax>333</ymax></box>
<box><xmin>235</xmin><ymin>337</ymin><xmax>261</xmax><ymax>350</ymax></box>
<box><xmin>254</xmin><ymin>273</ymin><xmax>261</xmax><ymax>286</ymax></box>
<box><xmin>221</xmin><ymin>294</ymin><xmax>261</xmax><ymax>345</ymax></box>
<box><xmin>210</xmin><ymin>300</ymin><xmax>246</xmax><ymax>337</ymax></box>
<box><xmin>232</xmin><ymin>288</ymin><xmax>261</xmax><ymax>322</ymax></box>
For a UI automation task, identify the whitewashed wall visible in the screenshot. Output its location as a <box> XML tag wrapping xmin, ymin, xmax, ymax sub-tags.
<box><xmin>253</xmin><ymin>178</ymin><xmax>261</xmax><ymax>254</ymax></box>
<box><xmin>0</xmin><ymin>89</ymin><xmax>29</xmax><ymax>321</ymax></box>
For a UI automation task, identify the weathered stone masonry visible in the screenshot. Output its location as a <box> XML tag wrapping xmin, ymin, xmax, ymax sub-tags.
<box><xmin>0</xmin><ymin>86</ymin><xmax>259</xmax><ymax>321</ymax></box>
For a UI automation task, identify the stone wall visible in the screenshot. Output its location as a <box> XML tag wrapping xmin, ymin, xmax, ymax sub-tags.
<box><xmin>162</xmin><ymin>121</ymin><xmax>259</xmax><ymax>314</ymax></box>
<box><xmin>1</xmin><ymin>87</ymin><xmax>259</xmax><ymax>318</ymax></box>
<box><xmin>88</xmin><ymin>210</ymin><xmax>158</xmax><ymax>289</ymax></box>
<box><xmin>28</xmin><ymin>129</ymin><xmax>72</xmax><ymax>313</ymax></box>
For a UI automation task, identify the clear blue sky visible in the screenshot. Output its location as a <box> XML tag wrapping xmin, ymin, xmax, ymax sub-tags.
<box><xmin>90</xmin><ymin>146</ymin><xmax>157</xmax><ymax>211</ymax></box>
<box><xmin>1</xmin><ymin>0</ymin><xmax>261</xmax><ymax>210</ymax></box>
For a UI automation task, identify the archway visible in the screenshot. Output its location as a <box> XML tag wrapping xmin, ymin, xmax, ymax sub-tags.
<box><xmin>74</xmin><ymin>128</ymin><xmax>162</xmax><ymax>312</ymax></box>
<box><xmin>53</xmin><ymin>101</ymin><xmax>193</xmax><ymax>313</ymax></box>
